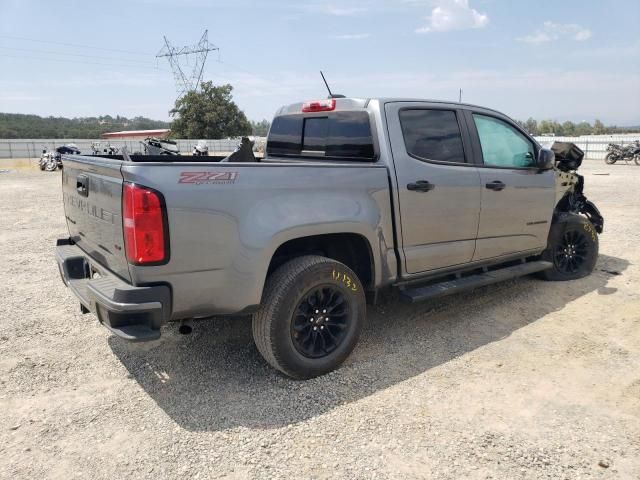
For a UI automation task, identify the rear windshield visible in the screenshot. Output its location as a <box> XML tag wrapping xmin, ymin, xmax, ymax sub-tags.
<box><xmin>266</xmin><ymin>111</ymin><xmax>376</xmax><ymax>161</ymax></box>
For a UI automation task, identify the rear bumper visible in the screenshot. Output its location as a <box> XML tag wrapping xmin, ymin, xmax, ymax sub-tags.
<box><xmin>55</xmin><ymin>238</ymin><xmax>171</xmax><ymax>341</ymax></box>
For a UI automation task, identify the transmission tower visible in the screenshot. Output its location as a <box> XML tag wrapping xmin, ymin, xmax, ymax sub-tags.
<box><xmin>156</xmin><ymin>30</ymin><xmax>219</xmax><ymax>98</ymax></box>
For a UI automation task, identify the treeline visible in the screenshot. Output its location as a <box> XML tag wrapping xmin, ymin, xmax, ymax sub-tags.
<box><xmin>4</xmin><ymin>111</ymin><xmax>636</xmax><ymax>140</ymax></box>
<box><xmin>0</xmin><ymin>112</ymin><xmax>271</xmax><ymax>139</ymax></box>
<box><xmin>515</xmin><ymin>118</ymin><xmax>640</xmax><ymax>137</ymax></box>
<box><xmin>0</xmin><ymin>113</ymin><xmax>170</xmax><ymax>139</ymax></box>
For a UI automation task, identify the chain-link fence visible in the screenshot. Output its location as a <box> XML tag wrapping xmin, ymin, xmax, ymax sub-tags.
<box><xmin>533</xmin><ymin>135</ymin><xmax>640</xmax><ymax>160</ymax></box>
<box><xmin>0</xmin><ymin>138</ymin><xmax>267</xmax><ymax>159</ymax></box>
<box><xmin>1</xmin><ymin>135</ymin><xmax>638</xmax><ymax>161</ymax></box>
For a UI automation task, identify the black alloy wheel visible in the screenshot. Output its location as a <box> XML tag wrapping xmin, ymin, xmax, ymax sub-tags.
<box><xmin>291</xmin><ymin>285</ymin><xmax>351</xmax><ymax>358</ymax></box>
<box><xmin>252</xmin><ymin>255</ymin><xmax>366</xmax><ymax>379</ymax></box>
<box><xmin>540</xmin><ymin>213</ymin><xmax>598</xmax><ymax>281</ymax></box>
<box><xmin>553</xmin><ymin>230</ymin><xmax>589</xmax><ymax>274</ymax></box>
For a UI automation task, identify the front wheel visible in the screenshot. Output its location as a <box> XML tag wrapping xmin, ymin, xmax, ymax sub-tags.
<box><xmin>44</xmin><ymin>158</ymin><xmax>58</xmax><ymax>171</ymax></box>
<box><xmin>252</xmin><ymin>255</ymin><xmax>366</xmax><ymax>379</ymax></box>
<box><xmin>604</xmin><ymin>153</ymin><xmax>617</xmax><ymax>165</ymax></box>
<box><xmin>635</xmin><ymin>155</ymin><xmax>640</xmax><ymax>166</ymax></box>
<box><xmin>540</xmin><ymin>214</ymin><xmax>599</xmax><ymax>281</ymax></box>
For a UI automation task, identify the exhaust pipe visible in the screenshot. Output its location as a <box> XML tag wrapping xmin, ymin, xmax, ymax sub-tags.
<box><xmin>178</xmin><ymin>318</ymin><xmax>193</xmax><ymax>335</ymax></box>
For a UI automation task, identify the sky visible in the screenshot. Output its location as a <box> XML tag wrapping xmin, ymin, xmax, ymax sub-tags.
<box><xmin>0</xmin><ymin>0</ymin><xmax>639</xmax><ymax>125</ymax></box>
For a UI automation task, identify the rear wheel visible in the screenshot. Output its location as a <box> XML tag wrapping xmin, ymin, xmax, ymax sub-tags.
<box><xmin>540</xmin><ymin>214</ymin><xmax>598</xmax><ymax>281</ymax></box>
<box><xmin>604</xmin><ymin>153</ymin><xmax>617</xmax><ymax>165</ymax></box>
<box><xmin>252</xmin><ymin>255</ymin><xmax>366</xmax><ymax>379</ymax></box>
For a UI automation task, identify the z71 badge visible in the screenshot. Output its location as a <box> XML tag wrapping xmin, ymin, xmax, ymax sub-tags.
<box><xmin>178</xmin><ymin>171</ymin><xmax>238</xmax><ymax>185</ymax></box>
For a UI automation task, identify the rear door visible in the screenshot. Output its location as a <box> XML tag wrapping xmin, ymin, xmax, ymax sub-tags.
<box><xmin>463</xmin><ymin>111</ymin><xmax>555</xmax><ymax>260</ymax></box>
<box><xmin>62</xmin><ymin>156</ymin><xmax>130</xmax><ymax>281</ymax></box>
<box><xmin>385</xmin><ymin>102</ymin><xmax>482</xmax><ymax>274</ymax></box>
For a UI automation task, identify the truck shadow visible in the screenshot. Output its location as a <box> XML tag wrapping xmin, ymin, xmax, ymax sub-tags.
<box><xmin>109</xmin><ymin>254</ymin><xmax>629</xmax><ymax>432</ymax></box>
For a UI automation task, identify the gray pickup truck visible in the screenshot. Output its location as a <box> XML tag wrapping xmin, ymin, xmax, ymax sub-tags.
<box><xmin>56</xmin><ymin>97</ymin><xmax>603</xmax><ymax>378</ymax></box>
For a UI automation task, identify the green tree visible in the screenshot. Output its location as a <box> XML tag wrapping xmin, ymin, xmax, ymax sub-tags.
<box><xmin>561</xmin><ymin>121</ymin><xmax>576</xmax><ymax>136</ymax></box>
<box><xmin>538</xmin><ymin>120</ymin><xmax>554</xmax><ymax>134</ymax></box>
<box><xmin>524</xmin><ymin>117</ymin><xmax>538</xmax><ymax>135</ymax></box>
<box><xmin>251</xmin><ymin>119</ymin><xmax>271</xmax><ymax>136</ymax></box>
<box><xmin>593</xmin><ymin>119</ymin><xmax>605</xmax><ymax>135</ymax></box>
<box><xmin>575</xmin><ymin>121</ymin><xmax>592</xmax><ymax>136</ymax></box>
<box><xmin>169</xmin><ymin>82</ymin><xmax>251</xmax><ymax>139</ymax></box>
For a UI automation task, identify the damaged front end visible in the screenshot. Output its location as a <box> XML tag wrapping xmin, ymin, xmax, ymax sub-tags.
<box><xmin>552</xmin><ymin>142</ymin><xmax>604</xmax><ymax>233</ymax></box>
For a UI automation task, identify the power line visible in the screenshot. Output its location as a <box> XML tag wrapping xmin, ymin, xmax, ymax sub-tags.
<box><xmin>0</xmin><ymin>34</ymin><xmax>151</xmax><ymax>56</ymax></box>
<box><xmin>0</xmin><ymin>53</ymin><xmax>169</xmax><ymax>73</ymax></box>
<box><xmin>0</xmin><ymin>46</ymin><xmax>165</xmax><ymax>69</ymax></box>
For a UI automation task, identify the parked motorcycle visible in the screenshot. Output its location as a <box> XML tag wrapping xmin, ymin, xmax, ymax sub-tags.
<box><xmin>105</xmin><ymin>144</ymin><xmax>119</xmax><ymax>155</ymax></box>
<box><xmin>630</xmin><ymin>141</ymin><xmax>640</xmax><ymax>166</ymax></box>
<box><xmin>39</xmin><ymin>147</ymin><xmax>58</xmax><ymax>171</ymax></box>
<box><xmin>140</xmin><ymin>137</ymin><xmax>179</xmax><ymax>155</ymax></box>
<box><xmin>91</xmin><ymin>142</ymin><xmax>119</xmax><ymax>155</ymax></box>
<box><xmin>192</xmin><ymin>140</ymin><xmax>209</xmax><ymax>156</ymax></box>
<box><xmin>605</xmin><ymin>141</ymin><xmax>640</xmax><ymax>165</ymax></box>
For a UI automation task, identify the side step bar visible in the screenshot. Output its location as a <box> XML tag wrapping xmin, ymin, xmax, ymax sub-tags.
<box><xmin>399</xmin><ymin>260</ymin><xmax>552</xmax><ymax>303</ymax></box>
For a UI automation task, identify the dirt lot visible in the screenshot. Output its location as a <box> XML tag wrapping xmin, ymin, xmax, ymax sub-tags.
<box><xmin>1</xmin><ymin>162</ymin><xmax>639</xmax><ymax>479</ymax></box>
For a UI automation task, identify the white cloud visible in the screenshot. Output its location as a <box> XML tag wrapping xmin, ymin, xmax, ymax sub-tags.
<box><xmin>330</xmin><ymin>33</ymin><xmax>371</xmax><ymax>40</ymax></box>
<box><xmin>518</xmin><ymin>21</ymin><xmax>592</xmax><ymax>44</ymax></box>
<box><xmin>416</xmin><ymin>0</ymin><xmax>488</xmax><ymax>33</ymax></box>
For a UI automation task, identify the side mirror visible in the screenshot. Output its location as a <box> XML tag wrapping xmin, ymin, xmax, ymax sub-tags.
<box><xmin>536</xmin><ymin>148</ymin><xmax>555</xmax><ymax>170</ymax></box>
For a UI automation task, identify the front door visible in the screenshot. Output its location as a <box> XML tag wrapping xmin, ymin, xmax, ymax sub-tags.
<box><xmin>385</xmin><ymin>103</ymin><xmax>482</xmax><ymax>274</ymax></box>
<box><xmin>466</xmin><ymin>112</ymin><xmax>556</xmax><ymax>260</ymax></box>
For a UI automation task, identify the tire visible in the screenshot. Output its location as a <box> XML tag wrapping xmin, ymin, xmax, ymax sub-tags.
<box><xmin>44</xmin><ymin>159</ymin><xmax>58</xmax><ymax>171</ymax></box>
<box><xmin>252</xmin><ymin>255</ymin><xmax>366</xmax><ymax>379</ymax></box>
<box><xmin>635</xmin><ymin>155</ymin><xmax>640</xmax><ymax>166</ymax></box>
<box><xmin>38</xmin><ymin>161</ymin><xmax>46</xmax><ymax>171</ymax></box>
<box><xmin>604</xmin><ymin>153</ymin><xmax>617</xmax><ymax>165</ymax></box>
<box><xmin>540</xmin><ymin>214</ymin><xmax>598</xmax><ymax>281</ymax></box>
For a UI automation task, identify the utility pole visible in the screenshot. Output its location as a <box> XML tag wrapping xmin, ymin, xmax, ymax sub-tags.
<box><xmin>156</xmin><ymin>30</ymin><xmax>219</xmax><ymax>99</ymax></box>
<box><xmin>458</xmin><ymin>88</ymin><xmax>463</xmax><ymax>103</ymax></box>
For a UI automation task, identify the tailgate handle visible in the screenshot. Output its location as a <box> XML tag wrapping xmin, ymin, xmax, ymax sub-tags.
<box><xmin>76</xmin><ymin>175</ymin><xmax>89</xmax><ymax>197</ymax></box>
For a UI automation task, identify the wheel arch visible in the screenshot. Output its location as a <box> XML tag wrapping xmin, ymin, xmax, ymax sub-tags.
<box><xmin>265</xmin><ymin>232</ymin><xmax>376</xmax><ymax>294</ymax></box>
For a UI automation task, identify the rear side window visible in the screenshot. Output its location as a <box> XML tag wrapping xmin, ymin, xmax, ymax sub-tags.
<box><xmin>399</xmin><ymin>109</ymin><xmax>466</xmax><ymax>163</ymax></box>
<box><xmin>267</xmin><ymin>111</ymin><xmax>375</xmax><ymax>161</ymax></box>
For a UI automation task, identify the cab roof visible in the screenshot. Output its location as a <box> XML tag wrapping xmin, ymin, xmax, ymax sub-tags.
<box><xmin>274</xmin><ymin>97</ymin><xmax>506</xmax><ymax>117</ymax></box>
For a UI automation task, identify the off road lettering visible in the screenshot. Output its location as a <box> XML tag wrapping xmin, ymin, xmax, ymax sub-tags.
<box><xmin>178</xmin><ymin>171</ymin><xmax>238</xmax><ymax>184</ymax></box>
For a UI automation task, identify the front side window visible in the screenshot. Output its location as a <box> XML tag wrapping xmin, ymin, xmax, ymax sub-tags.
<box><xmin>399</xmin><ymin>109</ymin><xmax>466</xmax><ymax>163</ymax></box>
<box><xmin>473</xmin><ymin>114</ymin><xmax>535</xmax><ymax>168</ymax></box>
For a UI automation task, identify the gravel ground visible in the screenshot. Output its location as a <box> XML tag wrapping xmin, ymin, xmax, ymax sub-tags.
<box><xmin>1</xmin><ymin>162</ymin><xmax>639</xmax><ymax>479</ymax></box>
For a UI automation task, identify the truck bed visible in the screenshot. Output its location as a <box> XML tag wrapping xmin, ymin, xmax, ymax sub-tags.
<box><xmin>85</xmin><ymin>154</ymin><xmax>232</xmax><ymax>163</ymax></box>
<box><xmin>60</xmin><ymin>154</ymin><xmax>396</xmax><ymax>320</ymax></box>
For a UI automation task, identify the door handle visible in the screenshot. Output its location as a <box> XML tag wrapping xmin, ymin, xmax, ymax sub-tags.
<box><xmin>407</xmin><ymin>180</ymin><xmax>435</xmax><ymax>192</ymax></box>
<box><xmin>485</xmin><ymin>180</ymin><xmax>506</xmax><ymax>191</ymax></box>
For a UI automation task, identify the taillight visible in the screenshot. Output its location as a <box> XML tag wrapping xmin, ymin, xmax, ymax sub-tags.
<box><xmin>301</xmin><ymin>99</ymin><xmax>336</xmax><ymax>112</ymax></box>
<box><xmin>122</xmin><ymin>182</ymin><xmax>168</xmax><ymax>265</ymax></box>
